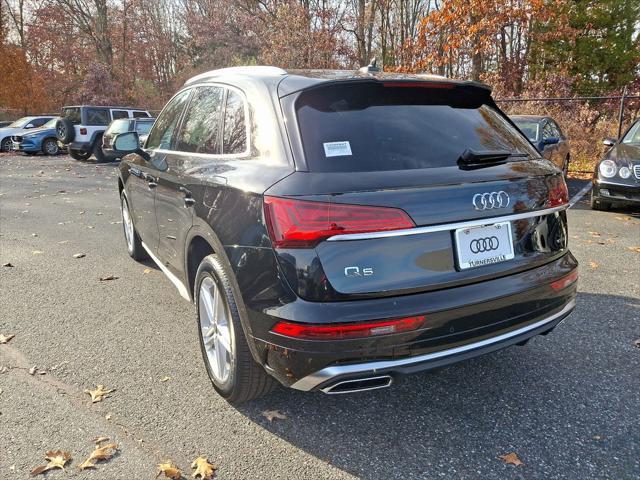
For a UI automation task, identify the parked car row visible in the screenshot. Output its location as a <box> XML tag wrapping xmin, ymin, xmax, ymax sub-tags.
<box><xmin>0</xmin><ymin>107</ymin><xmax>154</xmax><ymax>162</ymax></box>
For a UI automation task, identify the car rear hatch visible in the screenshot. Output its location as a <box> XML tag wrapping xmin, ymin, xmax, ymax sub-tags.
<box><xmin>267</xmin><ymin>79</ymin><xmax>569</xmax><ymax>302</ymax></box>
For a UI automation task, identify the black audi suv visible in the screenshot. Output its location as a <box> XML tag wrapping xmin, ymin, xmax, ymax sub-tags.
<box><xmin>113</xmin><ymin>66</ymin><xmax>578</xmax><ymax>403</ymax></box>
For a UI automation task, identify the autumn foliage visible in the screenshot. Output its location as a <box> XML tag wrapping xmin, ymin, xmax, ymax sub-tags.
<box><xmin>1</xmin><ymin>0</ymin><xmax>638</xmax><ymax>166</ymax></box>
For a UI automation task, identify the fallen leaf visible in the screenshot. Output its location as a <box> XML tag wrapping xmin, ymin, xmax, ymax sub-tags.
<box><xmin>57</xmin><ymin>240</ymin><xmax>69</xmax><ymax>244</ymax></box>
<box><xmin>588</xmin><ymin>231</ymin><xmax>601</xmax><ymax>237</ymax></box>
<box><xmin>2</xmin><ymin>262</ymin><xmax>14</xmax><ymax>267</ymax></box>
<box><xmin>143</xmin><ymin>268</ymin><xmax>154</xmax><ymax>274</ymax></box>
<box><xmin>79</xmin><ymin>210</ymin><xmax>86</xmax><ymax>215</ymax></box>
<box><xmin>498</xmin><ymin>452</ymin><xmax>523</xmax><ymax>467</ymax></box>
<box><xmin>29</xmin><ymin>366</ymin><xmax>37</xmax><ymax>375</ymax></box>
<box><xmin>157</xmin><ymin>461</ymin><xmax>182</xmax><ymax>479</ymax></box>
<box><xmin>84</xmin><ymin>385</ymin><xmax>115</xmax><ymax>403</ymax></box>
<box><xmin>0</xmin><ymin>334</ymin><xmax>15</xmax><ymax>344</ymax></box>
<box><xmin>73</xmin><ymin>253</ymin><xmax>86</xmax><ymax>259</ymax></box>
<box><xmin>161</xmin><ymin>376</ymin><xmax>171</xmax><ymax>382</ymax></box>
<box><xmin>105</xmin><ymin>413</ymin><xmax>112</xmax><ymax>420</ymax></box>
<box><xmin>31</xmin><ymin>233</ymin><xmax>37</xmax><ymax>237</ymax></box>
<box><xmin>32</xmin><ymin>250</ymin><xmax>43</xmax><ymax>255</ymax></box>
<box><xmin>589</xmin><ymin>261</ymin><xmax>599</xmax><ymax>270</ymax></box>
<box><xmin>262</xmin><ymin>410</ymin><xmax>287</xmax><ymax>422</ymax></box>
<box><xmin>30</xmin><ymin>450</ymin><xmax>72</xmax><ymax>476</ymax></box>
<box><xmin>99</xmin><ymin>275</ymin><xmax>119</xmax><ymax>282</ymax></box>
<box><xmin>87</xmin><ymin>226</ymin><xmax>95</xmax><ymax>229</ymax></box>
<box><xmin>77</xmin><ymin>441</ymin><xmax>118</xmax><ymax>470</ymax></box>
<box><xmin>629</xmin><ymin>247</ymin><xmax>640</xmax><ymax>253</ymax></box>
<box><xmin>191</xmin><ymin>456</ymin><xmax>215</xmax><ymax>479</ymax></box>
<box><xmin>0</xmin><ymin>366</ymin><xmax>8</xmax><ymax>374</ymax></box>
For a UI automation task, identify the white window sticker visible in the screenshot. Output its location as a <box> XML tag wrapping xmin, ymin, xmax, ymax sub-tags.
<box><xmin>323</xmin><ymin>141</ymin><xmax>352</xmax><ymax>157</ymax></box>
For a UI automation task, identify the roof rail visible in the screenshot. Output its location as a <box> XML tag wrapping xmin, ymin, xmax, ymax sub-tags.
<box><xmin>185</xmin><ymin>66</ymin><xmax>288</xmax><ymax>85</ymax></box>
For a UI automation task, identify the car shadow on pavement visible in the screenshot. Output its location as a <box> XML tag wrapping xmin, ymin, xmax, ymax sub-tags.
<box><xmin>235</xmin><ymin>292</ymin><xmax>640</xmax><ymax>479</ymax></box>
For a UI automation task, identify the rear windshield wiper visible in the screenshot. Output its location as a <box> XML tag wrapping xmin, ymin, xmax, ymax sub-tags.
<box><xmin>458</xmin><ymin>149</ymin><xmax>528</xmax><ymax>167</ymax></box>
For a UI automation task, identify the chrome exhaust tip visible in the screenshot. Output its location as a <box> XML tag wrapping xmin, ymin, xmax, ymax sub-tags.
<box><xmin>320</xmin><ymin>375</ymin><xmax>393</xmax><ymax>394</ymax></box>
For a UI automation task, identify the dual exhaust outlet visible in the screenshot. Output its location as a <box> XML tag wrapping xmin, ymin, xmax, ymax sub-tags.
<box><xmin>320</xmin><ymin>375</ymin><xmax>393</xmax><ymax>394</ymax></box>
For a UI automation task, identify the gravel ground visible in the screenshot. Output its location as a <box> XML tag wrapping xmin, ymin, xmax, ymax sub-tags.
<box><xmin>1</xmin><ymin>153</ymin><xmax>639</xmax><ymax>479</ymax></box>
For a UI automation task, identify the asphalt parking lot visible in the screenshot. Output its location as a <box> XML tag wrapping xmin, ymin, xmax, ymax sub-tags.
<box><xmin>1</xmin><ymin>153</ymin><xmax>639</xmax><ymax>479</ymax></box>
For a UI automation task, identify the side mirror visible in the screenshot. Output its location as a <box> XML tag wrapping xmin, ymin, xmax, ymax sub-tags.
<box><xmin>602</xmin><ymin>138</ymin><xmax>616</xmax><ymax>147</ymax></box>
<box><xmin>543</xmin><ymin>136</ymin><xmax>560</xmax><ymax>145</ymax></box>
<box><xmin>25</xmin><ymin>123</ymin><xmax>35</xmax><ymax>129</ymax></box>
<box><xmin>113</xmin><ymin>132</ymin><xmax>150</xmax><ymax>161</ymax></box>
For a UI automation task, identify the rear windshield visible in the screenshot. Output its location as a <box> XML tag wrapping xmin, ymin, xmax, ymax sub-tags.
<box><xmin>512</xmin><ymin>120</ymin><xmax>540</xmax><ymax>142</ymax></box>
<box><xmin>295</xmin><ymin>82</ymin><xmax>538</xmax><ymax>172</ymax></box>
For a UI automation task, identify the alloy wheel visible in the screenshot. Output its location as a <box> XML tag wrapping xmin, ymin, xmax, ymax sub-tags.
<box><xmin>199</xmin><ymin>276</ymin><xmax>234</xmax><ymax>384</ymax></box>
<box><xmin>45</xmin><ymin>140</ymin><xmax>59</xmax><ymax>155</ymax></box>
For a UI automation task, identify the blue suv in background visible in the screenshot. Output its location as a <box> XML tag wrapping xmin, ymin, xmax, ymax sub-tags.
<box><xmin>11</xmin><ymin>118</ymin><xmax>61</xmax><ymax>156</ymax></box>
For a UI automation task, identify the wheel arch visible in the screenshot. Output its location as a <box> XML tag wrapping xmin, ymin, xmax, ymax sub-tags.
<box><xmin>184</xmin><ymin>222</ymin><xmax>263</xmax><ymax>364</ymax></box>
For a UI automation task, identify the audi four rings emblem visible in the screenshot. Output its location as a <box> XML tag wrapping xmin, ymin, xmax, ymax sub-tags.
<box><xmin>472</xmin><ymin>191</ymin><xmax>510</xmax><ymax>210</ymax></box>
<box><xmin>470</xmin><ymin>236</ymin><xmax>500</xmax><ymax>253</ymax></box>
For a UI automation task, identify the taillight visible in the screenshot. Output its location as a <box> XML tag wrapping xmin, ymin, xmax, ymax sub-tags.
<box><xmin>271</xmin><ymin>315</ymin><xmax>426</xmax><ymax>340</ymax></box>
<box><xmin>547</xmin><ymin>176</ymin><xmax>569</xmax><ymax>207</ymax></box>
<box><xmin>80</xmin><ymin>128</ymin><xmax>87</xmax><ymax>135</ymax></box>
<box><xmin>551</xmin><ymin>269</ymin><xmax>578</xmax><ymax>290</ymax></box>
<box><xmin>263</xmin><ymin>196</ymin><xmax>415</xmax><ymax>248</ymax></box>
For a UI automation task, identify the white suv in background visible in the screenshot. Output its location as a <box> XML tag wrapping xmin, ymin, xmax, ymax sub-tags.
<box><xmin>56</xmin><ymin>106</ymin><xmax>150</xmax><ymax>162</ymax></box>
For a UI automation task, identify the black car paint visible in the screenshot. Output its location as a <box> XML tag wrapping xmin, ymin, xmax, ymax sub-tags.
<box><xmin>592</xmin><ymin>121</ymin><xmax>640</xmax><ymax>206</ymax></box>
<box><xmin>118</xmin><ymin>70</ymin><xmax>577</xmax><ymax>391</ymax></box>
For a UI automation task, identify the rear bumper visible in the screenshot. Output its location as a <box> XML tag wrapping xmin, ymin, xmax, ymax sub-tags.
<box><xmin>250</xmin><ymin>252</ymin><xmax>578</xmax><ymax>390</ymax></box>
<box><xmin>65</xmin><ymin>141</ymin><xmax>92</xmax><ymax>152</ymax></box>
<box><xmin>593</xmin><ymin>179</ymin><xmax>640</xmax><ymax>204</ymax></box>
<box><xmin>291</xmin><ymin>299</ymin><xmax>574</xmax><ymax>392</ymax></box>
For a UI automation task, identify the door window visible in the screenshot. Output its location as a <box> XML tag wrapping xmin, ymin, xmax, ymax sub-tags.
<box><xmin>223</xmin><ymin>90</ymin><xmax>247</xmax><ymax>154</ymax></box>
<box><xmin>175</xmin><ymin>86</ymin><xmax>224</xmax><ymax>154</ymax></box>
<box><xmin>133</xmin><ymin>111</ymin><xmax>150</xmax><ymax>118</ymax></box>
<box><xmin>145</xmin><ymin>90</ymin><xmax>191</xmax><ymax>150</ymax></box>
<box><xmin>107</xmin><ymin>119</ymin><xmax>132</xmax><ymax>135</ymax></box>
<box><xmin>86</xmin><ymin>108</ymin><xmax>111</xmax><ymax>126</ymax></box>
<box><xmin>112</xmin><ymin>110</ymin><xmax>129</xmax><ymax>120</ymax></box>
<box><xmin>542</xmin><ymin>122</ymin><xmax>555</xmax><ymax>140</ymax></box>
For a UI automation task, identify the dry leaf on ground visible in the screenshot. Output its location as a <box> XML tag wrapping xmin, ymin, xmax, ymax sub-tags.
<box><xmin>498</xmin><ymin>452</ymin><xmax>523</xmax><ymax>467</ymax></box>
<box><xmin>0</xmin><ymin>334</ymin><xmax>15</xmax><ymax>344</ymax></box>
<box><xmin>32</xmin><ymin>250</ymin><xmax>43</xmax><ymax>255</ymax></box>
<box><xmin>93</xmin><ymin>436</ymin><xmax>110</xmax><ymax>444</ymax></box>
<box><xmin>77</xmin><ymin>441</ymin><xmax>118</xmax><ymax>470</ymax></box>
<box><xmin>589</xmin><ymin>261</ymin><xmax>599</xmax><ymax>269</ymax></box>
<box><xmin>30</xmin><ymin>450</ymin><xmax>72</xmax><ymax>476</ymax></box>
<box><xmin>628</xmin><ymin>247</ymin><xmax>640</xmax><ymax>253</ymax></box>
<box><xmin>3</xmin><ymin>262</ymin><xmax>14</xmax><ymax>267</ymax></box>
<box><xmin>191</xmin><ymin>456</ymin><xmax>215</xmax><ymax>479</ymax></box>
<box><xmin>84</xmin><ymin>385</ymin><xmax>115</xmax><ymax>403</ymax></box>
<box><xmin>262</xmin><ymin>410</ymin><xmax>287</xmax><ymax>422</ymax></box>
<box><xmin>160</xmin><ymin>376</ymin><xmax>171</xmax><ymax>382</ymax></box>
<box><xmin>99</xmin><ymin>275</ymin><xmax>119</xmax><ymax>282</ymax></box>
<box><xmin>143</xmin><ymin>268</ymin><xmax>154</xmax><ymax>274</ymax></box>
<box><xmin>157</xmin><ymin>461</ymin><xmax>182</xmax><ymax>479</ymax></box>
<box><xmin>73</xmin><ymin>253</ymin><xmax>86</xmax><ymax>259</ymax></box>
<box><xmin>588</xmin><ymin>231</ymin><xmax>601</xmax><ymax>237</ymax></box>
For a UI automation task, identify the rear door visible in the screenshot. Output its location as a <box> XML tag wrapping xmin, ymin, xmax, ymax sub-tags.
<box><xmin>270</xmin><ymin>80</ymin><xmax>569</xmax><ymax>301</ymax></box>
<box><xmin>155</xmin><ymin>85</ymin><xmax>225</xmax><ymax>273</ymax></box>
<box><xmin>127</xmin><ymin>89</ymin><xmax>192</xmax><ymax>253</ymax></box>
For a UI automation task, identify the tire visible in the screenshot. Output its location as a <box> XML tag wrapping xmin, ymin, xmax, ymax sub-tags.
<box><xmin>69</xmin><ymin>149</ymin><xmax>91</xmax><ymax>161</ymax></box>
<box><xmin>0</xmin><ymin>137</ymin><xmax>12</xmax><ymax>152</ymax></box>
<box><xmin>590</xmin><ymin>190</ymin><xmax>611</xmax><ymax>211</ymax></box>
<box><xmin>120</xmin><ymin>191</ymin><xmax>146</xmax><ymax>261</ymax></box>
<box><xmin>56</xmin><ymin>118</ymin><xmax>75</xmax><ymax>143</ymax></box>
<box><xmin>93</xmin><ymin>136</ymin><xmax>107</xmax><ymax>163</ymax></box>
<box><xmin>42</xmin><ymin>138</ymin><xmax>59</xmax><ymax>156</ymax></box>
<box><xmin>195</xmin><ymin>254</ymin><xmax>276</xmax><ymax>403</ymax></box>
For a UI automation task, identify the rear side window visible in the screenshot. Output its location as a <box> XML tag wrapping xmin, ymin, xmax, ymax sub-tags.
<box><xmin>135</xmin><ymin>121</ymin><xmax>154</xmax><ymax>135</ymax></box>
<box><xmin>146</xmin><ymin>90</ymin><xmax>191</xmax><ymax>150</ymax></box>
<box><xmin>30</xmin><ymin>118</ymin><xmax>50</xmax><ymax>128</ymax></box>
<box><xmin>62</xmin><ymin>108</ymin><xmax>81</xmax><ymax>124</ymax></box>
<box><xmin>223</xmin><ymin>90</ymin><xmax>247</xmax><ymax>154</ymax></box>
<box><xmin>295</xmin><ymin>83</ymin><xmax>538</xmax><ymax>172</ymax></box>
<box><xmin>175</xmin><ymin>86</ymin><xmax>224</xmax><ymax>154</ymax></box>
<box><xmin>107</xmin><ymin>119</ymin><xmax>131</xmax><ymax>135</ymax></box>
<box><xmin>112</xmin><ymin>110</ymin><xmax>129</xmax><ymax>120</ymax></box>
<box><xmin>86</xmin><ymin>108</ymin><xmax>110</xmax><ymax>126</ymax></box>
<box><xmin>133</xmin><ymin>111</ymin><xmax>150</xmax><ymax>118</ymax></box>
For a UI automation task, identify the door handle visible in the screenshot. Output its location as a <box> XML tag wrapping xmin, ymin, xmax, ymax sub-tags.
<box><xmin>180</xmin><ymin>187</ymin><xmax>195</xmax><ymax>207</ymax></box>
<box><xmin>144</xmin><ymin>173</ymin><xmax>157</xmax><ymax>189</ymax></box>
<box><xmin>147</xmin><ymin>181</ymin><xmax>157</xmax><ymax>189</ymax></box>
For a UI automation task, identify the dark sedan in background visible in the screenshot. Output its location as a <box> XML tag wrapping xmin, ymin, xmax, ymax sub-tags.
<box><xmin>511</xmin><ymin>115</ymin><xmax>571</xmax><ymax>176</ymax></box>
<box><xmin>101</xmin><ymin>117</ymin><xmax>155</xmax><ymax>161</ymax></box>
<box><xmin>591</xmin><ymin>119</ymin><xmax>640</xmax><ymax>210</ymax></box>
